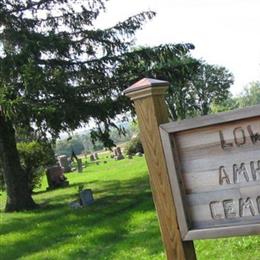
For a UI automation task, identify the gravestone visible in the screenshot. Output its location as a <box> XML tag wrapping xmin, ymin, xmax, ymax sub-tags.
<box><xmin>57</xmin><ymin>155</ymin><xmax>71</xmax><ymax>173</ymax></box>
<box><xmin>46</xmin><ymin>165</ymin><xmax>69</xmax><ymax>189</ymax></box>
<box><xmin>89</xmin><ymin>154</ymin><xmax>95</xmax><ymax>161</ymax></box>
<box><xmin>77</xmin><ymin>158</ymin><xmax>83</xmax><ymax>173</ymax></box>
<box><xmin>114</xmin><ymin>147</ymin><xmax>124</xmax><ymax>160</ymax></box>
<box><xmin>80</xmin><ymin>189</ymin><xmax>94</xmax><ymax>206</ymax></box>
<box><xmin>94</xmin><ymin>152</ymin><xmax>99</xmax><ymax>160</ymax></box>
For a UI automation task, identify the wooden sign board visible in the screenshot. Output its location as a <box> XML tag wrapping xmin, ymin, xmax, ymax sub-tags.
<box><xmin>160</xmin><ymin>105</ymin><xmax>260</xmax><ymax>241</ymax></box>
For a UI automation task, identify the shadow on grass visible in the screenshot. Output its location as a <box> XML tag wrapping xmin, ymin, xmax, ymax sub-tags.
<box><xmin>33</xmin><ymin>180</ymin><xmax>98</xmax><ymax>195</ymax></box>
<box><xmin>0</xmin><ymin>175</ymin><xmax>164</xmax><ymax>259</ymax></box>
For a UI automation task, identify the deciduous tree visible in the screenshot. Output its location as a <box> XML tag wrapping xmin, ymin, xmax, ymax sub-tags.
<box><xmin>191</xmin><ymin>62</ymin><xmax>234</xmax><ymax>116</ymax></box>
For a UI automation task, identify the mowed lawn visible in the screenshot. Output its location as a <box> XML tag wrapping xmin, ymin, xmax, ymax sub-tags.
<box><xmin>0</xmin><ymin>155</ymin><xmax>259</xmax><ymax>260</ymax></box>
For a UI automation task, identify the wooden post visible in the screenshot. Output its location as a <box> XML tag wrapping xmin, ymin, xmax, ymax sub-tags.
<box><xmin>124</xmin><ymin>78</ymin><xmax>196</xmax><ymax>260</ymax></box>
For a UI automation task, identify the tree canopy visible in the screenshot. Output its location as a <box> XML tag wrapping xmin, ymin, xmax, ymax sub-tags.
<box><xmin>0</xmin><ymin>0</ymin><xmax>235</xmax><ymax>212</ymax></box>
<box><xmin>0</xmin><ymin>0</ymin><xmax>196</xmax><ymax>211</ymax></box>
<box><xmin>190</xmin><ymin>62</ymin><xmax>234</xmax><ymax>116</ymax></box>
<box><xmin>211</xmin><ymin>81</ymin><xmax>260</xmax><ymax>113</ymax></box>
<box><xmin>0</xmin><ymin>0</ymin><xmax>156</xmax><ymax>138</ymax></box>
<box><xmin>113</xmin><ymin>48</ymin><xmax>233</xmax><ymax>120</ymax></box>
<box><xmin>237</xmin><ymin>81</ymin><xmax>260</xmax><ymax>107</ymax></box>
<box><xmin>0</xmin><ymin>0</ymin><xmax>154</xmax><ymax>211</ymax></box>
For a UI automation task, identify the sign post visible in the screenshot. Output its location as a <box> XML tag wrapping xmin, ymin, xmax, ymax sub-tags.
<box><xmin>124</xmin><ymin>77</ymin><xmax>260</xmax><ymax>259</ymax></box>
<box><xmin>124</xmin><ymin>78</ymin><xmax>196</xmax><ymax>260</ymax></box>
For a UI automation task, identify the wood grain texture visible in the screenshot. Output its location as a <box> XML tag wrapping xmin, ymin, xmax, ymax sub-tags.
<box><xmin>175</xmin><ymin>117</ymin><xmax>260</xmax><ymax>230</ymax></box>
<box><xmin>160</xmin><ymin>110</ymin><xmax>260</xmax><ymax>240</ymax></box>
<box><xmin>127</xmin><ymin>87</ymin><xmax>196</xmax><ymax>260</ymax></box>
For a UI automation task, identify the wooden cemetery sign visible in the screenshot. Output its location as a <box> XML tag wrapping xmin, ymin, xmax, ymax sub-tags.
<box><xmin>124</xmin><ymin>78</ymin><xmax>260</xmax><ymax>259</ymax></box>
<box><xmin>160</xmin><ymin>105</ymin><xmax>260</xmax><ymax>240</ymax></box>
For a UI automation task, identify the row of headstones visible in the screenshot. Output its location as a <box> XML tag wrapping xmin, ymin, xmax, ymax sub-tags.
<box><xmin>89</xmin><ymin>147</ymin><xmax>143</xmax><ymax>162</ymax></box>
<box><xmin>57</xmin><ymin>155</ymin><xmax>83</xmax><ymax>173</ymax></box>
<box><xmin>88</xmin><ymin>148</ymin><xmax>124</xmax><ymax>161</ymax></box>
<box><xmin>46</xmin><ymin>148</ymin><xmax>143</xmax><ymax>190</ymax></box>
<box><xmin>112</xmin><ymin>147</ymin><xmax>143</xmax><ymax>160</ymax></box>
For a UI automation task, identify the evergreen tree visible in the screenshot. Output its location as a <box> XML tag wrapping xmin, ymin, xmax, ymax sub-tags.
<box><xmin>191</xmin><ymin>62</ymin><xmax>234</xmax><ymax>116</ymax></box>
<box><xmin>0</xmin><ymin>0</ymin><xmax>158</xmax><ymax>212</ymax></box>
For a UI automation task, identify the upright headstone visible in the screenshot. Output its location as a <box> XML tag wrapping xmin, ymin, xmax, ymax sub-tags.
<box><xmin>94</xmin><ymin>152</ymin><xmax>99</xmax><ymax>160</ymax></box>
<box><xmin>115</xmin><ymin>147</ymin><xmax>124</xmax><ymax>160</ymax></box>
<box><xmin>113</xmin><ymin>148</ymin><xmax>118</xmax><ymax>157</ymax></box>
<box><xmin>57</xmin><ymin>155</ymin><xmax>71</xmax><ymax>173</ymax></box>
<box><xmin>80</xmin><ymin>189</ymin><xmax>94</xmax><ymax>206</ymax></box>
<box><xmin>89</xmin><ymin>154</ymin><xmax>95</xmax><ymax>161</ymax></box>
<box><xmin>46</xmin><ymin>165</ymin><xmax>69</xmax><ymax>189</ymax></box>
<box><xmin>77</xmin><ymin>158</ymin><xmax>83</xmax><ymax>173</ymax></box>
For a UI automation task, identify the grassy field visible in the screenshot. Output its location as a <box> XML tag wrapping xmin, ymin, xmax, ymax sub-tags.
<box><xmin>0</xmin><ymin>155</ymin><xmax>259</xmax><ymax>260</ymax></box>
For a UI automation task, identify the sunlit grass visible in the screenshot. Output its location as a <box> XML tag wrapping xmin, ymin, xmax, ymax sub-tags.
<box><xmin>0</xmin><ymin>154</ymin><xmax>259</xmax><ymax>259</ymax></box>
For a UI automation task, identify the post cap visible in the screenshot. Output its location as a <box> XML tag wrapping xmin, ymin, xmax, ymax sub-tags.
<box><xmin>123</xmin><ymin>78</ymin><xmax>169</xmax><ymax>96</ymax></box>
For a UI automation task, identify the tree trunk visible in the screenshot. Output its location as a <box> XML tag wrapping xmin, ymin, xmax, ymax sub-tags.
<box><xmin>201</xmin><ymin>102</ymin><xmax>210</xmax><ymax>116</ymax></box>
<box><xmin>0</xmin><ymin>115</ymin><xmax>37</xmax><ymax>212</ymax></box>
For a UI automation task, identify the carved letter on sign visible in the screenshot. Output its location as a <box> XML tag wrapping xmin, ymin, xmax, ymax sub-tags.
<box><xmin>160</xmin><ymin>105</ymin><xmax>260</xmax><ymax>240</ymax></box>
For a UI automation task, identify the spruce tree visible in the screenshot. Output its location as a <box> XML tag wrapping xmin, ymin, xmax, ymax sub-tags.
<box><xmin>0</xmin><ymin>0</ymin><xmax>157</xmax><ymax>211</ymax></box>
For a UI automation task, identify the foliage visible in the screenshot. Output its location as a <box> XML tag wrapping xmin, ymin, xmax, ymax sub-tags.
<box><xmin>17</xmin><ymin>141</ymin><xmax>56</xmax><ymax>192</ymax></box>
<box><xmin>0</xmin><ymin>156</ymin><xmax>259</xmax><ymax>259</ymax></box>
<box><xmin>113</xmin><ymin>44</ymin><xmax>199</xmax><ymax>120</ymax></box>
<box><xmin>0</xmin><ymin>0</ymin><xmax>234</xmax><ymax>211</ymax></box>
<box><xmin>55</xmin><ymin>135</ymin><xmax>85</xmax><ymax>156</ymax></box>
<box><xmin>1</xmin><ymin>0</ymin><xmax>187</xmax><ymax>211</ymax></box>
<box><xmin>211</xmin><ymin>95</ymin><xmax>239</xmax><ymax>113</ymax></box>
<box><xmin>211</xmin><ymin>81</ymin><xmax>260</xmax><ymax>113</ymax></box>
<box><xmin>55</xmin><ymin>120</ymin><xmax>137</xmax><ymax>156</ymax></box>
<box><xmin>236</xmin><ymin>81</ymin><xmax>260</xmax><ymax>107</ymax></box>
<box><xmin>0</xmin><ymin>160</ymin><xmax>4</xmax><ymax>191</ymax></box>
<box><xmin>109</xmin><ymin>121</ymin><xmax>133</xmax><ymax>144</ymax></box>
<box><xmin>124</xmin><ymin>134</ymin><xmax>144</xmax><ymax>155</ymax></box>
<box><xmin>114</xmin><ymin>46</ymin><xmax>233</xmax><ymax>120</ymax></box>
<box><xmin>0</xmin><ymin>0</ymin><xmax>158</xmax><ymax>140</ymax></box>
<box><xmin>166</xmin><ymin>61</ymin><xmax>233</xmax><ymax>118</ymax></box>
<box><xmin>190</xmin><ymin>62</ymin><xmax>234</xmax><ymax>116</ymax></box>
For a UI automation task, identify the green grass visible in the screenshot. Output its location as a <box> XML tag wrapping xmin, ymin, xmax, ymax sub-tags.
<box><xmin>0</xmin><ymin>155</ymin><xmax>259</xmax><ymax>260</ymax></box>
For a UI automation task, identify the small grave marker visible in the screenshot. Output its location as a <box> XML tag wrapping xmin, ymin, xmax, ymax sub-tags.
<box><xmin>94</xmin><ymin>152</ymin><xmax>99</xmax><ymax>160</ymax></box>
<box><xmin>80</xmin><ymin>189</ymin><xmax>94</xmax><ymax>206</ymax></box>
<box><xmin>114</xmin><ymin>147</ymin><xmax>124</xmax><ymax>160</ymax></box>
<box><xmin>89</xmin><ymin>154</ymin><xmax>95</xmax><ymax>161</ymax></box>
<box><xmin>77</xmin><ymin>158</ymin><xmax>83</xmax><ymax>173</ymax></box>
